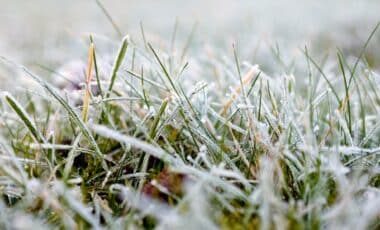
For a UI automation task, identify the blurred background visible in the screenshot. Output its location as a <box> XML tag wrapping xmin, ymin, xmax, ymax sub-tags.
<box><xmin>0</xmin><ymin>0</ymin><xmax>379</xmax><ymax>85</ymax></box>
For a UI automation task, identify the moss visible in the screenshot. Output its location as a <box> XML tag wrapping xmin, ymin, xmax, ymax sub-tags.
<box><xmin>219</xmin><ymin>212</ymin><xmax>260</xmax><ymax>230</ymax></box>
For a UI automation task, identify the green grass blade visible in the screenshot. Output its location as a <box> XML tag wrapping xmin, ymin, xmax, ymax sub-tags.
<box><xmin>106</xmin><ymin>35</ymin><xmax>129</xmax><ymax>98</ymax></box>
<box><xmin>3</xmin><ymin>92</ymin><xmax>45</xmax><ymax>144</ymax></box>
<box><xmin>95</xmin><ymin>0</ymin><xmax>122</xmax><ymax>38</ymax></box>
<box><xmin>348</xmin><ymin>22</ymin><xmax>380</xmax><ymax>88</ymax></box>
<box><xmin>337</xmin><ymin>50</ymin><xmax>352</xmax><ymax>135</ymax></box>
<box><xmin>149</xmin><ymin>97</ymin><xmax>169</xmax><ymax>139</ymax></box>
<box><xmin>303</xmin><ymin>49</ymin><xmax>341</xmax><ymax>104</ymax></box>
<box><xmin>89</xmin><ymin>35</ymin><xmax>103</xmax><ymax>98</ymax></box>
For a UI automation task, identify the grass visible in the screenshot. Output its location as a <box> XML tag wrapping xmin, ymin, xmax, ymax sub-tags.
<box><xmin>0</xmin><ymin>18</ymin><xmax>379</xmax><ymax>229</ymax></box>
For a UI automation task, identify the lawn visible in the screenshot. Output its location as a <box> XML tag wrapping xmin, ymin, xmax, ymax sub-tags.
<box><xmin>0</xmin><ymin>1</ymin><xmax>379</xmax><ymax>229</ymax></box>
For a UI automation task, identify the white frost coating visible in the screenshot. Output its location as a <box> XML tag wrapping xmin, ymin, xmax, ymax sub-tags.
<box><xmin>90</xmin><ymin>124</ymin><xmax>177</xmax><ymax>165</ymax></box>
<box><xmin>320</xmin><ymin>146</ymin><xmax>380</xmax><ymax>156</ymax></box>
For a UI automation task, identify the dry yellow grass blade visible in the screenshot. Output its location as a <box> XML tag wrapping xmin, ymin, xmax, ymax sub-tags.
<box><xmin>82</xmin><ymin>42</ymin><xmax>95</xmax><ymax>122</ymax></box>
<box><xmin>220</xmin><ymin>66</ymin><xmax>259</xmax><ymax>117</ymax></box>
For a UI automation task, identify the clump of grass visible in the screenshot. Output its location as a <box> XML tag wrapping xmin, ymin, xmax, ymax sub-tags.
<box><xmin>0</xmin><ymin>22</ymin><xmax>379</xmax><ymax>230</ymax></box>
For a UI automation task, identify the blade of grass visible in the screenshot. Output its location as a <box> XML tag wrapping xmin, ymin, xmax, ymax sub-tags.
<box><xmin>347</xmin><ymin>22</ymin><xmax>380</xmax><ymax>88</ymax></box>
<box><xmin>170</xmin><ymin>18</ymin><xmax>179</xmax><ymax>53</ymax></box>
<box><xmin>63</xmin><ymin>133</ymin><xmax>82</xmax><ymax>180</ymax></box>
<box><xmin>140</xmin><ymin>66</ymin><xmax>151</xmax><ymax>109</ymax></box>
<box><xmin>126</xmin><ymin>69</ymin><xmax>167</xmax><ymax>90</ymax></box>
<box><xmin>258</xmin><ymin>79</ymin><xmax>263</xmax><ymax>121</ymax></box>
<box><xmin>106</xmin><ymin>35</ymin><xmax>129</xmax><ymax>98</ymax></box>
<box><xmin>89</xmin><ymin>35</ymin><xmax>103</xmax><ymax>97</ymax></box>
<box><xmin>247</xmin><ymin>71</ymin><xmax>261</xmax><ymax>97</ymax></box>
<box><xmin>149</xmin><ymin>97</ymin><xmax>169</xmax><ymax>140</ymax></box>
<box><xmin>337</xmin><ymin>50</ymin><xmax>352</xmax><ymax>136</ymax></box>
<box><xmin>3</xmin><ymin>92</ymin><xmax>45</xmax><ymax>144</ymax></box>
<box><xmin>303</xmin><ymin>48</ymin><xmax>341</xmax><ymax>104</ymax></box>
<box><xmin>148</xmin><ymin>43</ymin><xmax>180</xmax><ymax>97</ymax></box>
<box><xmin>82</xmin><ymin>42</ymin><xmax>95</xmax><ymax>122</ymax></box>
<box><xmin>139</xmin><ymin>21</ymin><xmax>148</xmax><ymax>50</ymax></box>
<box><xmin>180</xmin><ymin>22</ymin><xmax>197</xmax><ymax>62</ymax></box>
<box><xmin>95</xmin><ymin>0</ymin><xmax>122</xmax><ymax>38</ymax></box>
<box><xmin>266</xmin><ymin>80</ymin><xmax>278</xmax><ymax>117</ymax></box>
<box><xmin>90</xmin><ymin>124</ymin><xmax>176</xmax><ymax>165</ymax></box>
<box><xmin>233</xmin><ymin>43</ymin><xmax>246</xmax><ymax>99</ymax></box>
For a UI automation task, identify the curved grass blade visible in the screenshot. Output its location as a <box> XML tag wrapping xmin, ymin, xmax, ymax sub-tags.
<box><xmin>3</xmin><ymin>92</ymin><xmax>45</xmax><ymax>144</ymax></box>
<box><xmin>90</xmin><ymin>124</ymin><xmax>176</xmax><ymax>166</ymax></box>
